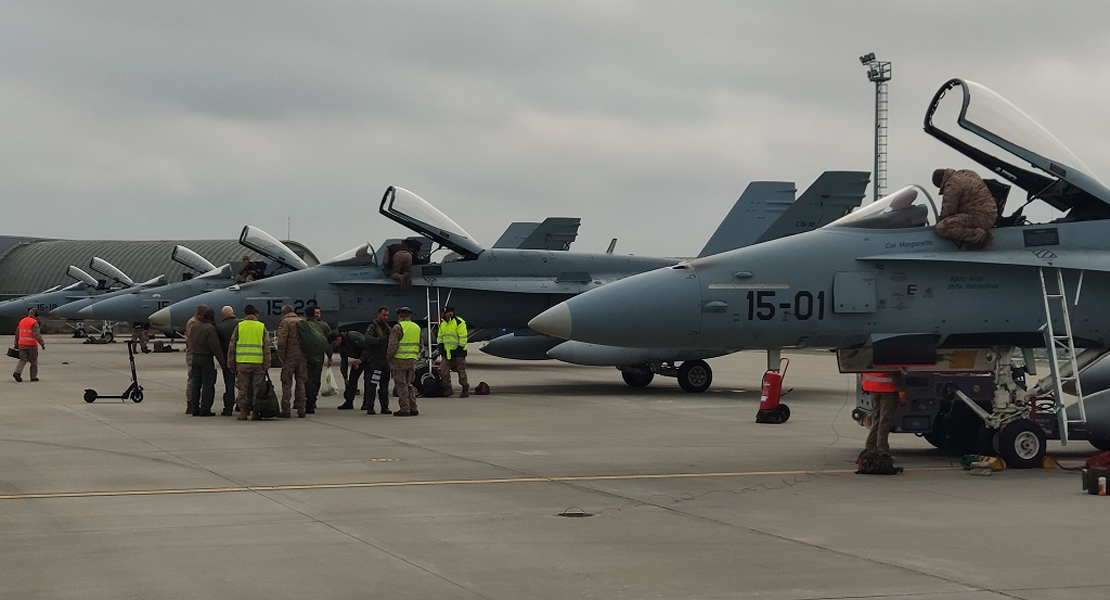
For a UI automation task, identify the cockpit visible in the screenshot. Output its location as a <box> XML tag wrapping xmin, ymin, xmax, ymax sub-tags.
<box><xmin>323</xmin><ymin>243</ymin><xmax>379</xmax><ymax>267</ymax></box>
<box><xmin>825</xmin><ymin>186</ymin><xmax>937</xmax><ymax>230</ymax></box>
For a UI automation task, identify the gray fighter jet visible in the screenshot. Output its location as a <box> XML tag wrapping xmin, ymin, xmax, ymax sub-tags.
<box><xmin>530</xmin><ymin>77</ymin><xmax>1110</xmax><ymax>466</ymax></box>
<box><xmin>76</xmin><ymin>228</ymin><xmax>308</xmax><ymax>324</ymax></box>
<box><xmin>0</xmin><ymin>265</ymin><xmax>104</xmax><ymax>318</ymax></box>
<box><xmin>50</xmin><ymin>257</ymin><xmax>166</xmax><ymax>320</ymax></box>
<box><xmin>485</xmin><ymin>171</ymin><xmax>869</xmax><ymax>391</ymax></box>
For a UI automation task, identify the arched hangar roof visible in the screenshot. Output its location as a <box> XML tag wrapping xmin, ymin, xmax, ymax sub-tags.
<box><xmin>0</xmin><ymin>237</ymin><xmax>318</xmax><ymax>297</ymax></box>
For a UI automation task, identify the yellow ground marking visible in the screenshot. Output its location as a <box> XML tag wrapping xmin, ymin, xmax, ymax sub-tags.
<box><xmin>0</xmin><ymin>466</ymin><xmax>959</xmax><ymax>501</ymax></box>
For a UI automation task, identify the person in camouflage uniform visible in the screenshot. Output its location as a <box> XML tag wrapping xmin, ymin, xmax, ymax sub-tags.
<box><xmin>932</xmin><ymin>168</ymin><xmax>997</xmax><ymax>249</ymax></box>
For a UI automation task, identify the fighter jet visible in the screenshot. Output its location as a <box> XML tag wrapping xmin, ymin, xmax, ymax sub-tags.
<box><xmin>50</xmin><ymin>257</ymin><xmax>167</xmax><ymax>320</ymax></box>
<box><xmin>530</xmin><ymin>77</ymin><xmax>1110</xmax><ymax>466</ymax></box>
<box><xmin>148</xmin><ymin>186</ymin><xmax>683</xmax><ymax>333</ymax></box>
<box><xmin>76</xmin><ymin>228</ymin><xmax>308</xmax><ymax>324</ymax></box>
<box><xmin>0</xmin><ymin>265</ymin><xmax>104</xmax><ymax>318</ymax></box>
<box><xmin>485</xmin><ymin>170</ymin><xmax>869</xmax><ymax>391</ymax></box>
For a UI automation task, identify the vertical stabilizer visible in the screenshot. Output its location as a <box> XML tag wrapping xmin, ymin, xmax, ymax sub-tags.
<box><xmin>697</xmin><ymin>182</ymin><xmax>795</xmax><ymax>258</ymax></box>
<box><xmin>753</xmin><ymin>171</ymin><xmax>870</xmax><ymax>244</ymax></box>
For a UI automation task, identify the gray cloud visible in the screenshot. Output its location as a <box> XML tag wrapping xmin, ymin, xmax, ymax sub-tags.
<box><xmin>3</xmin><ymin>1</ymin><xmax>1109</xmax><ymax>261</ymax></box>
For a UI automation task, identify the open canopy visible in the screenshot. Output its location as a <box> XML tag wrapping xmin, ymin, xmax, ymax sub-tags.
<box><xmin>89</xmin><ymin>257</ymin><xmax>134</xmax><ymax>287</ymax></box>
<box><xmin>925</xmin><ymin>78</ymin><xmax>1110</xmax><ymax>218</ymax></box>
<box><xmin>238</xmin><ymin>226</ymin><xmax>309</xmax><ymax>271</ymax></box>
<box><xmin>825</xmin><ymin>185</ymin><xmax>938</xmax><ymax>230</ymax></box>
<box><xmin>172</xmin><ymin>245</ymin><xmax>218</xmax><ymax>274</ymax></box>
<box><xmin>379</xmin><ymin>186</ymin><xmax>485</xmax><ymax>260</ymax></box>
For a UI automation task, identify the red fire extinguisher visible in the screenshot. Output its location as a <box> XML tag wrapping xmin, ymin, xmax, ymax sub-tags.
<box><xmin>756</xmin><ymin>357</ymin><xmax>791</xmax><ymax>424</ymax></box>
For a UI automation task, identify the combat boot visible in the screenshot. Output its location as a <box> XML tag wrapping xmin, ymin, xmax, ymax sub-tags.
<box><xmin>237</xmin><ymin>408</ymin><xmax>249</xmax><ymax>421</ymax></box>
<box><xmin>186</xmin><ymin>402</ymin><xmax>196</xmax><ymax>415</ymax></box>
<box><xmin>460</xmin><ymin>385</ymin><xmax>469</xmax><ymax>398</ymax></box>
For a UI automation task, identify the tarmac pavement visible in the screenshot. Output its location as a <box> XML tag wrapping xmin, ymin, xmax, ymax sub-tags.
<box><xmin>1</xmin><ymin>336</ymin><xmax>1107</xmax><ymax>599</ymax></box>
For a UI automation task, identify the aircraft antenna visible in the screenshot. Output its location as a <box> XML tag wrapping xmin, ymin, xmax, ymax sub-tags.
<box><xmin>859</xmin><ymin>53</ymin><xmax>891</xmax><ymax>203</ymax></box>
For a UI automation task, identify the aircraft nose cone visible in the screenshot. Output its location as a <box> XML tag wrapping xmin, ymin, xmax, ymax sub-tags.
<box><xmin>531</xmin><ymin>266</ymin><xmax>703</xmax><ymax>348</ymax></box>
<box><xmin>528</xmin><ymin>304</ymin><xmax>572</xmax><ymax>340</ymax></box>
<box><xmin>149</xmin><ymin>306</ymin><xmax>172</xmax><ymax>327</ymax></box>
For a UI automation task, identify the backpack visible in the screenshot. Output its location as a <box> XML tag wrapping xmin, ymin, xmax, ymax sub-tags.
<box><xmin>254</xmin><ymin>374</ymin><xmax>280</xmax><ymax>419</ymax></box>
<box><xmin>420</xmin><ymin>374</ymin><xmax>443</xmax><ymax>398</ymax></box>
<box><xmin>856</xmin><ymin>449</ymin><xmax>902</xmax><ymax>475</ymax></box>
<box><xmin>297</xmin><ymin>319</ymin><xmax>328</xmax><ymax>361</ymax></box>
<box><xmin>475</xmin><ymin>382</ymin><xmax>490</xmax><ymax>395</ymax></box>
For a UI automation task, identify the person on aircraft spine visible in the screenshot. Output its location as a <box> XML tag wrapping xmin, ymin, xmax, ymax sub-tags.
<box><xmin>932</xmin><ymin>168</ymin><xmax>997</xmax><ymax>249</ymax></box>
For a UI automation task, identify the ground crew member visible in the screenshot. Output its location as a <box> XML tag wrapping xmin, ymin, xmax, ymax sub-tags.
<box><xmin>186</xmin><ymin>307</ymin><xmax>227</xmax><ymax>417</ymax></box>
<box><xmin>131</xmin><ymin>322</ymin><xmax>151</xmax><ymax>353</ymax></box>
<box><xmin>328</xmin><ymin>330</ymin><xmax>369</xmax><ymax>410</ymax></box>
<box><xmin>13</xmin><ymin>308</ymin><xmax>45</xmax><ymax>382</ymax></box>
<box><xmin>437</xmin><ymin>306</ymin><xmax>469</xmax><ymax>397</ymax></box>
<box><xmin>214</xmin><ymin>306</ymin><xmax>240</xmax><ymax>416</ymax></box>
<box><xmin>389</xmin><ymin>243</ymin><xmax>414</xmax><ymax>287</ymax></box>
<box><xmin>932</xmin><ymin>168</ymin><xmax>997</xmax><ymax>249</ymax></box>
<box><xmin>228</xmin><ymin>304</ymin><xmax>271</xmax><ymax>420</ymax></box>
<box><xmin>389</xmin><ymin>306</ymin><xmax>423</xmax><ymax>416</ymax></box>
<box><xmin>363</xmin><ymin>306</ymin><xmax>392</xmax><ymax>414</ymax></box>
<box><xmin>276</xmin><ymin>305</ymin><xmax>308</xmax><ymax>418</ymax></box>
<box><xmin>184</xmin><ymin>304</ymin><xmax>209</xmax><ymax>415</ymax></box>
<box><xmin>862</xmin><ymin>370</ymin><xmax>905</xmax><ymax>456</ymax></box>
<box><xmin>304</xmin><ymin>307</ymin><xmax>331</xmax><ymax>414</ymax></box>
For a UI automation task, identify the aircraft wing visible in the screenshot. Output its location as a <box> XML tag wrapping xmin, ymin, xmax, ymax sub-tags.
<box><xmin>330</xmin><ymin>277</ymin><xmax>600</xmax><ymax>295</ymax></box>
<box><xmin>858</xmin><ymin>248</ymin><xmax>1110</xmax><ymax>272</ymax></box>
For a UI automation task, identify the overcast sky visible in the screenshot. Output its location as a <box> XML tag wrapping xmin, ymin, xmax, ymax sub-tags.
<box><xmin>4</xmin><ymin>1</ymin><xmax>1109</xmax><ymax>262</ymax></box>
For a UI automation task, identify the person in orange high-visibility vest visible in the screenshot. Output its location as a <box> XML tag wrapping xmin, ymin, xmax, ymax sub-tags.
<box><xmin>862</xmin><ymin>370</ymin><xmax>906</xmax><ymax>455</ymax></box>
<box><xmin>13</xmin><ymin>308</ymin><xmax>46</xmax><ymax>382</ymax></box>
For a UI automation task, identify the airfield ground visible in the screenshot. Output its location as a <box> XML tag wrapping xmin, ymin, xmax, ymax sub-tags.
<box><xmin>1</xmin><ymin>336</ymin><xmax>1106</xmax><ymax>599</ymax></box>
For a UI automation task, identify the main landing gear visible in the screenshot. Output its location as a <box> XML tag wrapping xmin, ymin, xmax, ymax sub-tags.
<box><xmin>617</xmin><ymin>359</ymin><xmax>714</xmax><ymax>393</ymax></box>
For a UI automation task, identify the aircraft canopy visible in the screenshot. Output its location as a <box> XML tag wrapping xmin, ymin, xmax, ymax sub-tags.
<box><xmin>826</xmin><ymin>185</ymin><xmax>938</xmax><ymax>230</ymax></box>
<box><xmin>925</xmin><ymin>78</ymin><xmax>1110</xmax><ymax>215</ymax></box>
<box><xmin>172</xmin><ymin>245</ymin><xmax>218</xmax><ymax>274</ymax></box>
<box><xmin>238</xmin><ymin>226</ymin><xmax>309</xmax><ymax>271</ymax></box>
<box><xmin>89</xmin><ymin>257</ymin><xmax>134</xmax><ymax>287</ymax></box>
<box><xmin>323</xmin><ymin>243</ymin><xmax>378</xmax><ymax>267</ymax></box>
<box><xmin>379</xmin><ymin>186</ymin><xmax>484</xmax><ymax>260</ymax></box>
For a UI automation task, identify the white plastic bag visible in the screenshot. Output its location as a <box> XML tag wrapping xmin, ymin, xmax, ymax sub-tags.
<box><xmin>322</xmin><ymin>367</ymin><xmax>339</xmax><ymax>396</ymax></box>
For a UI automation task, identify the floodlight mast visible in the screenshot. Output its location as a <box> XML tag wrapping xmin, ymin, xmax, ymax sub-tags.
<box><xmin>859</xmin><ymin>53</ymin><xmax>892</xmax><ymax>203</ymax></box>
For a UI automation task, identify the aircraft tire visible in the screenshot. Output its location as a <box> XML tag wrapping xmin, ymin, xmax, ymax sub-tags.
<box><xmin>102</xmin><ymin>331</ymin><xmax>115</xmax><ymax>343</ymax></box>
<box><xmin>976</xmin><ymin>426</ymin><xmax>999</xmax><ymax>456</ymax></box>
<box><xmin>995</xmin><ymin>419</ymin><xmax>1046</xmax><ymax>469</ymax></box>
<box><xmin>677</xmin><ymin>360</ymin><xmax>712</xmax><ymax>393</ymax></box>
<box><xmin>620</xmin><ymin>366</ymin><xmax>654</xmax><ymax>388</ymax></box>
<box><xmin>1089</xmin><ymin>438</ymin><xmax>1110</xmax><ymax>451</ymax></box>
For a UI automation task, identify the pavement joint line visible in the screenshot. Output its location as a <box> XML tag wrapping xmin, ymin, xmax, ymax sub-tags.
<box><xmin>0</xmin><ymin>466</ymin><xmax>960</xmax><ymax>500</ymax></box>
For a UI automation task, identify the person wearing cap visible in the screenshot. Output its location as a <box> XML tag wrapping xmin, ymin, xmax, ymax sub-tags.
<box><xmin>932</xmin><ymin>168</ymin><xmax>997</xmax><ymax>249</ymax></box>
<box><xmin>388</xmin><ymin>306</ymin><xmax>423</xmax><ymax>416</ymax></box>
<box><xmin>436</xmin><ymin>306</ymin><xmax>469</xmax><ymax>397</ymax></box>
<box><xmin>329</xmin><ymin>329</ymin><xmax>369</xmax><ymax>410</ymax></box>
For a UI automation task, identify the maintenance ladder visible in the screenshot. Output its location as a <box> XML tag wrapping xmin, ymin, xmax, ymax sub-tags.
<box><xmin>1039</xmin><ymin>267</ymin><xmax>1087</xmax><ymax>444</ymax></box>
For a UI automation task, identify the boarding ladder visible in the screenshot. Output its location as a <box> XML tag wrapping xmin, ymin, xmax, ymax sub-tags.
<box><xmin>1039</xmin><ymin>267</ymin><xmax>1087</xmax><ymax>444</ymax></box>
<box><xmin>424</xmin><ymin>287</ymin><xmax>453</xmax><ymax>367</ymax></box>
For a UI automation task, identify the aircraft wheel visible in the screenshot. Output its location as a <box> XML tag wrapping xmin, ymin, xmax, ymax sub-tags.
<box><xmin>102</xmin><ymin>331</ymin><xmax>115</xmax><ymax>343</ymax></box>
<box><xmin>74</xmin><ymin>327</ymin><xmax>87</xmax><ymax>338</ymax></box>
<box><xmin>777</xmin><ymin>403</ymin><xmax>790</xmax><ymax>423</ymax></box>
<box><xmin>995</xmin><ymin>419</ymin><xmax>1046</xmax><ymax>469</ymax></box>
<box><xmin>83</xmin><ymin>389</ymin><xmax>98</xmax><ymax>403</ymax></box>
<box><xmin>976</xmin><ymin>426</ymin><xmax>999</xmax><ymax>456</ymax></box>
<box><xmin>677</xmin><ymin>360</ymin><xmax>712</xmax><ymax>393</ymax></box>
<box><xmin>923</xmin><ymin>417</ymin><xmax>948</xmax><ymax>450</ymax></box>
<box><xmin>1089</xmin><ymin>438</ymin><xmax>1110</xmax><ymax>451</ymax></box>
<box><xmin>620</xmin><ymin>366</ymin><xmax>654</xmax><ymax>388</ymax></box>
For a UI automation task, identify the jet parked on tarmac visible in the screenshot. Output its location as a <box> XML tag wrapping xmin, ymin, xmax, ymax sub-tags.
<box><xmin>77</xmin><ymin>227</ymin><xmax>309</xmax><ymax>324</ymax></box>
<box><xmin>486</xmin><ymin>171</ymin><xmax>869</xmax><ymax>391</ymax></box>
<box><xmin>0</xmin><ymin>265</ymin><xmax>105</xmax><ymax>318</ymax></box>
<box><xmin>530</xmin><ymin>77</ymin><xmax>1110</xmax><ymax>467</ymax></box>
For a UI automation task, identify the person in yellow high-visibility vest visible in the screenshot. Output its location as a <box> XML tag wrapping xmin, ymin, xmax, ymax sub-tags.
<box><xmin>436</xmin><ymin>306</ymin><xmax>469</xmax><ymax>397</ymax></box>
<box><xmin>388</xmin><ymin>306</ymin><xmax>423</xmax><ymax>416</ymax></box>
<box><xmin>13</xmin><ymin>308</ymin><xmax>45</xmax><ymax>383</ymax></box>
<box><xmin>228</xmin><ymin>304</ymin><xmax>272</xmax><ymax>420</ymax></box>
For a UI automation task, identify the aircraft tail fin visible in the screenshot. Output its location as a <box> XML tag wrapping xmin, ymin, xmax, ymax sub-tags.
<box><xmin>697</xmin><ymin>182</ymin><xmax>795</xmax><ymax>258</ymax></box>
<box><xmin>753</xmin><ymin>171</ymin><xmax>870</xmax><ymax>244</ymax></box>
<box><xmin>493</xmin><ymin>218</ymin><xmax>581</xmax><ymax>250</ymax></box>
